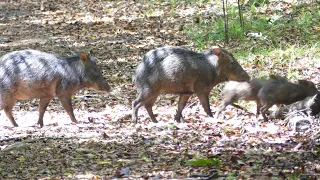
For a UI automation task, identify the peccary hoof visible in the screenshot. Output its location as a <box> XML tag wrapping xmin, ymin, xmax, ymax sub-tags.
<box><xmin>174</xmin><ymin>116</ymin><xmax>181</xmax><ymax>123</ymax></box>
<box><xmin>36</xmin><ymin>122</ymin><xmax>43</xmax><ymax>128</ymax></box>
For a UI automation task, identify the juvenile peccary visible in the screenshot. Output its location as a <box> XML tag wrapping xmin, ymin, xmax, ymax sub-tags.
<box><xmin>258</xmin><ymin>79</ymin><xmax>318</xmax><ymax>121</ymax></box>
<box><xmin>132</xmin><ymin>46</ymin><xmax>250</xmax><ymax>123</ymax></box>
<box><xmin>269</xmin><ymin>93</ymin><xmax>320</xmax><ymax>119</ymax></box>
<box><xmin>0</xmin><ymin>50</ymin><xmax>111</xmax><ymax>127</ymax></box>
<box><xmin>214</xmin><ymin>75</ymin><xmax>286</xmax><ymax>119</ymax></box>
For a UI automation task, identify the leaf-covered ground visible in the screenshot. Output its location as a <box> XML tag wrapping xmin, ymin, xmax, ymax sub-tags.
<box><xmin>0</xmin><ymin>0</ymin><xmax>320</xmax><ymax>179</ymax></box>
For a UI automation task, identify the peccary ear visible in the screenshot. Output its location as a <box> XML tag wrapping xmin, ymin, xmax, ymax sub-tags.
<box><xmin>80</xmin><ymin>53</ymin><xmax>88</xmax><ymax>64</ymax></box>
<box><xmin>212</xmin><ymin>46</ymin><xmax>221</xmax><ymax>56</ymax></box>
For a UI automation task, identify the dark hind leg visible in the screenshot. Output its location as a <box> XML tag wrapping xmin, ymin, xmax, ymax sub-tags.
<box><xmin>132</xmin><ymin>91</ymin><xmax>159</xmax><ymax>123</ymax></box>
<box><xmin>260</xmin><ymin>104</ymin><xmax>273</xmax><ymax>122</ymax></box>
<box><xmin>174</xmin><ymin>93</ymin><xmax>192</xmax><ymax>122</ymax></box>
<box><xmin>144</xmin><ymin>96</ymin><xmax>158</xmax><ymax>123</ymax></box>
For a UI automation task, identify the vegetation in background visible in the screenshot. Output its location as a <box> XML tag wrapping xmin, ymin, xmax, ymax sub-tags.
<box><xmin>183</xmin><ymin>0</ymin><xmax>320</xmax><ymax>79</ymax></box>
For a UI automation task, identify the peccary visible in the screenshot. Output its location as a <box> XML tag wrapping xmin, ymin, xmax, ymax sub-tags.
<box><xmin>132</xmin><ymin>46</ymin><xmax>250</xmax><ymax>123</ymax></box>
<box><xmin>214</xmin><ymin>75</ymin><xmax>287</xmax><ymax>119</ymax></box>
<box><xmin>270</xmin><ymin>93</ymin><xmax>320</xmax><ymax>119</ymax></box>
<box><xmin>0</xmin><ymin>50</ymin><xmax>111</xmax><ymax>127</ymax></box>
<box><xmin>258</xmin><ymin>79</ymin><xmax>318</xmax><ymax>121</ymax></box>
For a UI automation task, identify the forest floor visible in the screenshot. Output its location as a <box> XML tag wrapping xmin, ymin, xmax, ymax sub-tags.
<box><xmin>0</xmin><ymin>0</ymin><xmax>320</xmax><ymax>179</ymax></box>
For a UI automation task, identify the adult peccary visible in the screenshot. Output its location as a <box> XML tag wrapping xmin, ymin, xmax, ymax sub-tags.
<box><xmin>214</xmin><ymin>75</ymin><xmax>286</xmax><ymax>119</ymax></box>
<box><xmin>132</xmin><ymin>46</ymin><xmax>250</xmax><ymax>123</ymax></box>
<box><xmin>258</xmin><ymin>79</ymin><xmax>318</xmax><ymax>121</ymax></box>
<box><xmin>0</xmin><ymin>50</ymin><xmax>111</xmax><ymax>127</ymax></box>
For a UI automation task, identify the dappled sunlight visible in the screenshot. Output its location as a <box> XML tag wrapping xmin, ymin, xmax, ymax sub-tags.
<box><xmin>0</xmin><ymin>0</ymin><xmax>319</xmax><ymax>179</ymax></box>
<box><xmin>26</xmin><ymin>11</ymin><xmax>114</xmax><ymax>25</ymax></box>
<box><xmin>0</xmin><ymin>38</ymin><xmax>47</xmax><ymax>47</ymax></box>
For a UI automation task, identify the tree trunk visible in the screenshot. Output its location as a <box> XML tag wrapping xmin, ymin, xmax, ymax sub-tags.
<box><xmin>238</xmin><ymin>0</ymin><xmax>244</xmax><ymax>32</ymax></box>
<box><xmin>222</xmin><ymin>0</ymin><xmax>229</xmax><ymax>43</ymax></box>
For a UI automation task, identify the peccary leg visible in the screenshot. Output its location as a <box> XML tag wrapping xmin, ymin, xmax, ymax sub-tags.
<box><xmin>231</xmin><ymin>103</ymin><xmax>244</xmax><ymax>110</ymax></box>
<box><xmin>133</xmin><ymin>91</ymin><xmax>159</xmax><ymax>123</ymax></box>
<box><xmin>255</xmin><ymin>100</ymin><xmax>261</xmax><ymax>117</ymax></box>
<box><xmin>196</xmin><ymin>92</ymin><xmax>213</xmax><ymax>117</ymax></box>
<box><xmin>214</xmin><ymin>103</ymin><xmax>227</xmax><ymax>119</ymax></box>
<box><xmin>145</xmin><ymin>97</ymin><xmax>158</xmax><ymax>123</ymax></box>
<box><xmin>174</xmin><ymin>93</ymin><xmax>192</xmax><ymax>122</ymax></box>
<box><xmin>260</xmin><ymin>104</ymin><xmax>272</xmax><ymax>121</ymax></box>
<box><xmin>215</xmin><ymin>97</ymin><xmax>238</xmax><ymax>119</ymax></box>
<box><xmin>38</xmin><ymin>97</ymin><xmax>52</xmax><ymax>127</ymax></box>
<box><xmin>3</xmin><ymin>100</ymin><xmax>18</xmax><ymax>127</ymax></box>
<box><xmin>58</xmin><ymin>95</ymin><xmax>77</xmax><ymax>124</ymax></box>
<box><xmin>215</xmin><ymin>102</ymin><xmax>246</xmax><ymax>119</ymax></box>
<box><xmin>132</xmin><ymin>99</ymin><xmax>143</xmax><ymax>124</ymax></box>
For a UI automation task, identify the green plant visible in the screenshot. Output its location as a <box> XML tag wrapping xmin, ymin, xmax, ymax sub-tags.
<box><xmin>184</xmin><ymin>14</ymin><xmax>245</xmax><ymax>49</ymax></box>
<box><xmin>187</xmin><ymin>157</ymin><xmax>222</xmax><ymax>167</ymax></box>
<box><xmin>298</xmin><ymin>11</ymin><xmax>312</xmax><ymax>26</ymax></box>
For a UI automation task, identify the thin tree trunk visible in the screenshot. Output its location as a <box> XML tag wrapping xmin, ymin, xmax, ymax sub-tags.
<box><xmin>222</xmin><ymin>0</ymin><xmax>229</xmax><ymax>43</ymax></box>
<box><xmin>238</xmin><ymin>0</ymin><xmax>244</xmax><ymax>32</ymax></box>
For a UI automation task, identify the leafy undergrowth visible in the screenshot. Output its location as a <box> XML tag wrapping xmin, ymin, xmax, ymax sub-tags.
<box><xmin>0</xmin><ymin>0</ymin><xmax>320</xmax><ymax>179</ymax></box>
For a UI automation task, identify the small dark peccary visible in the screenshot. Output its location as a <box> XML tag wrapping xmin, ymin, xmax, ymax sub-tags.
<box><xmin>270</xmin><ymin>93</ymin><xmax>320</xmax><ymax>119</ymax></box>
<box><xmin>214</xmin><ymin>75</ymin><xmax>287</xmax><ymax>119</ymax></box>
<box><xmin>132</xmin><ymin>46</ymin><xmax>250</xmax><ymax>123</ymax></box>
<box><xmin>0</xmin><ymin>50</ymin><xmax>111</xmax><ymax>127</ymax></box>
<box><xmin>258</xmin><ymin>79</ymin><xmax>318</xmax><ymax>121</ymax></box>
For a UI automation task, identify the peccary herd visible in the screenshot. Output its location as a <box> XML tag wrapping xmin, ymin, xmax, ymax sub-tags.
<box><xmin>0</xmin><ymin>47</ymin><xmax>318</xmax><ymax>127</ymax></box>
